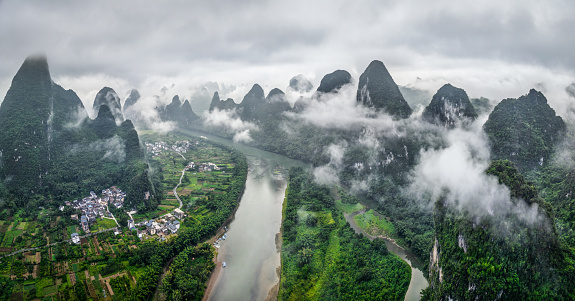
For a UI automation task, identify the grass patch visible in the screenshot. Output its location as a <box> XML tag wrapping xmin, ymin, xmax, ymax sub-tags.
<box><xmin>16</xmin><ymin>222</ymin><xmax>27</xmax><ymax>230</ymax></box>
<box><xmin>35</xmin><ymin>277</ymin><xmax>54</xmax><ymax>296</ymax></box>
<box><xmin>132</xmin><ymin>208</ymin><xmax>164</xmax><ymax>222</ymax></box>
<box><xmin>72</xmin><ymin>263</ymin><xmax>79</xmax><ymax>273</ymax></box>
<box><xmin>23</xmin><ymin>283</ymin><xmax>36</xmax><ymax>291</ymax></box>
<box><xmin>67</xmin><ymin>225</ymin><xmax>78</xmax><ymax>235</ymax></box>
<box><xmin>25</xmin><ymin>222</ymin><xmax>36</xmax><ymax>231</ymax></box>
<box><xmin>126</xmin><ymin>265</ymin><xmax>147</xmax><ymax>282</ymax></box>
<box><xmin>353</xmin><ymin>209</ymin><xmax>396</xmax><ymax>237</ymax></box>
<box><xmin>95</xmin><ymin>218</ymin><xmax>117</xmax><ymax>231</ymax></box>
<box><xmin>335</xmin><ymin>199</ymin><xmax>365</xmax><ymax>214</ymax></box>
<box><xmin>25</xmin><ymin>254</ymin><xmax>36</xmax><ymax>264</ymax></box>
<box><xmin>1</xmin><ymin>229</ymin><xmax>23</xmax><ymax>247</ymax></box>
<box><xmin>89</xmin><ymin>265</ymin><xmax>98</xmax><ymax>276</ymax></box>
<box><xmin>160</xmin><ymin>198</ymin><xmax>180</xmax><ymax>207</ymax></box>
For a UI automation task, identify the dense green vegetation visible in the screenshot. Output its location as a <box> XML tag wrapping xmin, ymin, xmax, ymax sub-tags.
<box><xmin>0</xmin><ymin>228</ymin><xmax>143</xmax><ymax>300</ymax></box>
<box><xmin>422</xmin><ymin>160</ymin><xmax>573</xmax><ymax>300</ymax></box>
<box><xmin>140</xmin><ymin>131</ymin><xmax>239</xmax><ymax>215</ymax></box>
<box><xmin>484</xmin><ymin>89</ymin><xmax>565</xmax><ymax>171</ymax></box>
<box><xmin>279</xmin><ymin>167</ymin><xmax>410</xmax><ymax>300</ymax></box>
<box><xmin>200</xmin><ymin>65</ymin><xmax>440</xmax><ymax>266</ymax></box>
<box><xmin>160</xmin><ymin>243</ymin><xmax>215</xmax><ymax>301</ymax></box>
<box><xmin>8</xmin><ymin>54</ymin><xmax>575</xmax><ymax>300</ymax></box>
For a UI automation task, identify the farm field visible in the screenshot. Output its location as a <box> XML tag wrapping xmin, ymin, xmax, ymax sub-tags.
<box><xmin>140</xmin><ymin>131</ymin><xmax>237</xmax><ymax>222</ymax></box>
<box><xmin>0</xmin><ymin>131</ymin><xmax>247</xmax><ymax>300</ymax></box>
<box><xmin>1</xmin><ymin>229</ymin><xmax>140</xmax><ymax>301</ymax></box>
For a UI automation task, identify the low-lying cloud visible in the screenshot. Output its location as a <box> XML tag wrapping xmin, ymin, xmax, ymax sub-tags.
<box><xmin>313</xmin><ymin>142</ymin><xmax>347</xmax><ymax>185</ymax></box>
<box><xmin>406</xmin><ymin>116</ymin><xmax>544</xmax><ymax>225</ymax></box>
<box><xmin>71</xmin><ymin>135</ymin><xmax>126</xmax><ymax>163</ymax></box>
<box><xmin>204</xmin><ymin>108</ymin><xmax>258</xmax><ymax>144</ymax></box>
<box><xmin>65</xmin><ymin>105</ymin><xmax>89</xmax><ymax>129</ymax></box>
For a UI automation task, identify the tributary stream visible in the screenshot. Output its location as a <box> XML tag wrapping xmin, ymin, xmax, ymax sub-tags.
<box><xmin>179</xmin><ymin>130</ymin><xmax>428</xmax><ymax>301</ymax></box>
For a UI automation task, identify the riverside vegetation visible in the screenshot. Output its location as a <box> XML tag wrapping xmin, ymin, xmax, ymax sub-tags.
<box><xmin>279</xmin><ymin>167</ymin><xmax>410</xmax><ymax>300</ymax></box>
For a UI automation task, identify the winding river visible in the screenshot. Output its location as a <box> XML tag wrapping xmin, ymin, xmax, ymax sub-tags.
<box><xmin>178</xmin><ymin>129</ymin><xmax>428</xmax><ymax>301</ymax></box>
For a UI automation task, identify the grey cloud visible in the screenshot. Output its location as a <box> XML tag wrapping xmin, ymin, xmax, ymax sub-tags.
<box><xmin>203</xmin><ymin>108</ymin><xmax>258</xmax><ymax>144</ymax></box>
<box><xmin>406</xmin><ymin>117</ymin><xmax>545</xmax><ymax>225</ymax></box>
<box><xmin>1</xmin><ymin>0</ymin><xmax>575</xmax><ymax>113</ymax></box>
<box><xmin>391</xmin><ymin>1</ymin><xmax>575</xmax><ymax>70</ymax></box>
<box><xmin>70</xmin><ymin>135</ymin><xmax>126</xmax><ymax>163</ymax></box>
<box><xmin>566</xmin><ymin>83</ymin><xmax>575</xmax><ymax>99</ymax></box>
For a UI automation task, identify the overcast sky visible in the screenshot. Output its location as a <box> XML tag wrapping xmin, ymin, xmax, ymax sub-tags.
<box><xmin>1</xmin><ymin>0</ymin><xmax>574</xmax><ymax>115</ymax></box>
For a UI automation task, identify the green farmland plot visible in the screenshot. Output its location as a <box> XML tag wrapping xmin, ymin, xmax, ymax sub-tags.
<box><xmin>66</xmin><ymin>225</ymin><xmax>78</xmax><ymax>235</ymax></box>
<box><xmin>43</xmin><ymin>284</ymin><xmax>58</xmax><ymax>296</ymax></box>
<box><xmin>1</xmin><ymin>229</ymin><xmax>22</xmax><ymax>247</ymax></box>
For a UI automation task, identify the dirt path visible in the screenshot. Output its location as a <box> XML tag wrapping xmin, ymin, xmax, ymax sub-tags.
<box><xmin>93</xmin><ymin>237</ymin><xmax>102</xmax><ymax>254</ymax></box>
<box><xmin>100</xmin><ymin>272</ymin><xmax>127</xmax><ymax>296</ymax></box>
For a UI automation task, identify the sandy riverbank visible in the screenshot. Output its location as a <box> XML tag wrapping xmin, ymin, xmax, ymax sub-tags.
<box><xmin>202</xmin><ymin>259</ymin><xmax>222</xmax><ymax>301</ymax></box>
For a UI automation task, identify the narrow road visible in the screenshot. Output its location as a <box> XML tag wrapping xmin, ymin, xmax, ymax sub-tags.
<box><xmin>171</xmin><ymin>150</ymin><xmax>186</xmax><ymax>210</ymax></box>
<box><xmin>105</xmin><ymin>204</ymin><xmax>120</xmax><ymax>227</ymax></box>
<box><xmin>173</xmin><ymin>169</ymin><xmax>185</xmax><ymax>210</ymax></box>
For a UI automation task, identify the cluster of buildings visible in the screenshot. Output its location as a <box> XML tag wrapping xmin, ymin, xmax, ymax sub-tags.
<box><xmin>185</xmin><ymin>161</ymin><xmax>221</xmax><ymax>173</ymax></box>
<box><xmin>65</xmin><ymin>186</ymin><xmax>126</xmax><ymax>233</ymax></box>
<box><xmin>145</xmin><ymin>140</ymin><xmax>196</xmax><ymax>156</ymax></box>
<box><xmin>135</xmin><ymin>210</ymin><xmax>185</xmax><ymax>240</ymax></box>
<box><xmin>198</xmin><ymin>162</ymin><xmax>220</xmax><ymax>172</ymax></box>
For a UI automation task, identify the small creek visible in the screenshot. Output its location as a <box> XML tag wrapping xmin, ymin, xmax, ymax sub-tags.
<box><xmin>344</xmin><ymin>210</ymin><xmax>428</xmax><ymax>301</ymax></box>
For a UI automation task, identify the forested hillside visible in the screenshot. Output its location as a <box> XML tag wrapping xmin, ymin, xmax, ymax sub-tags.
<box><xmin>0</xmin><ymin>56</ymin><xmax>159</xmax><ymax>212</ymax></box>
<box><xmin>422</xmin><ymin>160</ymin><xmax>572</xmax><ymax>300</ymax></box>
<box><xmin>484</xmin><ymin>89</ymin><xmax>565</xmax><ymax>171</ymax></box>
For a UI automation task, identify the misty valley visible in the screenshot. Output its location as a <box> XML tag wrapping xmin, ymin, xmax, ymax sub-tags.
<box><xmin>1</xmin><ymin>55</ymin><xmax>575</xmax><ymax>301</ymax></box>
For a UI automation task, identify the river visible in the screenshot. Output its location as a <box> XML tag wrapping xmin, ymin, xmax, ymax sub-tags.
<box><xmin>178</xmin><ymin>129</ymin><xmax>428</xmax><ymax>301</ymax></box>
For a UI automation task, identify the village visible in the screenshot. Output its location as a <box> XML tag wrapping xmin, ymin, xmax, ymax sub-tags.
<box><xmin>145</xmin><ymin>140</ymin><xmax>196</xmax><ymax>157</ymax></box>
<box><xmin>133</xmin><ymin>208</ymin><xmax>186</xmax><ymax>241</ymax></box>
<box><xmin>59</xmin><ymin>136</ymin><xmax>227</xmax><ymax>247</ymax></box>
<box><xmin>63</xmin><ymin>186</ymin><xmax>188</xmax><ymax>244</ymax></box>
<box><xmin>63</xmin><ymin>187</ymin><xmax>126</xmax><ymax>236</ymax></box>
